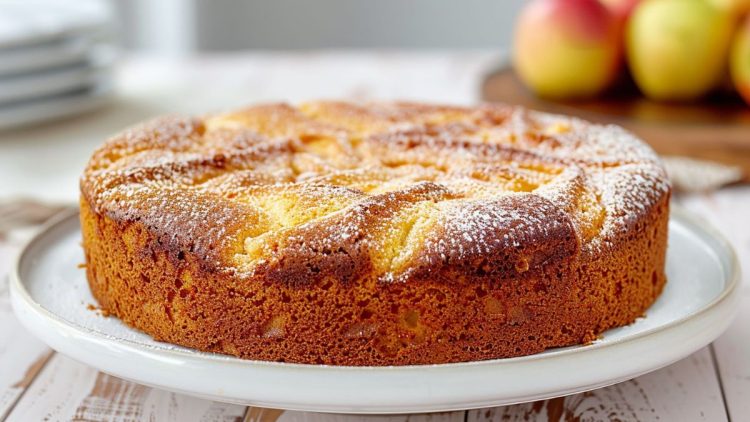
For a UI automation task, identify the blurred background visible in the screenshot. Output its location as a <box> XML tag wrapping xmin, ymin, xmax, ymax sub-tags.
<box><xmin>0</xmin><ymin>0</ymin><xmax>748</xmax><ymax>217</ymax></box>
<box><xmin>0</xmin><ymin>0</ymin><xmax>527</xmax><ymax>208</ymax></box>
<box><xmin>114</xmin><ymin>0</ymin><xmax>525</xmax><ymax>52</ymax></box>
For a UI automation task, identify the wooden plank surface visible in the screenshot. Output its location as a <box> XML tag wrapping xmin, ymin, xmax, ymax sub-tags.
<box><xmin>0</xmin><ymin>301</ymin><xmax>52</xmax><ymax>421</ymax></box>
<box><xmin>467</xmin><ymin>348</ymin><xmax>728</xmax><ymax>422</ymax></box>
<box><xmin>713</xmin><ymin>299</ymin><xmax>750</xmax><ymax>422</ymax></box>
<box><xmin>5</xmin><ymin>354</ymin><xmax>247</xmax><ymax>422</ymax></box>
<box><xmin>0</xmin><ymin>241</ymin><xmax>53</xmax><ymax>421</ymax></box>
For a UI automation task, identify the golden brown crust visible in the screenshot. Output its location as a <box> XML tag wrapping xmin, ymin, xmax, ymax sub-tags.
<box><xmin>80</xmin><ymin>101</ymin><xmax>671</xmax><ymax>365</ymax></box>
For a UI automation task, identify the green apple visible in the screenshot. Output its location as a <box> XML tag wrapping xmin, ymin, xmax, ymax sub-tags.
<box><xmin>730</xmin><ymin>15</ymin><xmax>750</xmax><ymax>105</ymax></box>
<box><xmin>512</xmin><ymin>0</ymin><xmax>621</xmax><ymax>99</ymax></box>
<box><xmin>626</xmin><ymin>0</ymin><xmax>735</xmax><ymax>101</ymax></box>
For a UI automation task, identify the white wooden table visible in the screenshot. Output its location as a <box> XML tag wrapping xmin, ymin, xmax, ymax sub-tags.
<box><xmin>0</xmin><ymin>52</ymin><xmax>748</xmax><ymax>422</ymax></box>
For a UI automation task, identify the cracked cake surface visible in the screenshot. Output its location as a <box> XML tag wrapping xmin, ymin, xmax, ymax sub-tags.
<box><xmin>80</xmin><ymin>101</ymin><xmax>671</xmax><ymax>365</ymax></box>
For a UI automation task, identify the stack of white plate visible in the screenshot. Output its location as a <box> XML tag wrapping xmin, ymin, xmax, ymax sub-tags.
<box><xmin>0</xmin><ymin>0</ymin><xmax>115</xmax><ymax>130</ymax></box>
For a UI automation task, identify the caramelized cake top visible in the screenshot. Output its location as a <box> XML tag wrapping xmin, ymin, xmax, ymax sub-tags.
<box><xmin>81</xmin><ymin>102</ymin><xmax>670</xmax><ymax>285</ymax></box>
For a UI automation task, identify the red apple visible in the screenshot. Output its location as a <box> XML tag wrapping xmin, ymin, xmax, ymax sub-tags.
<box><xmin>601</xmin><ymin>0</ymin><xmax>640</xmax><ymax>23</ymax></box>
<box><xmin>600</xmin><ymin>0</ymin><xmax>640</xmax><ymax>72</ymax></box>
<box><xmin>731</xmin><ymin>15</ymin><xmax>750</xmax><ymax>105</ymax></box>
<box><xmin>601</xmin><ymin>0</ymin><xmax>640</xmax><ymax>46</ymax></box>
<box><xmin>512</xmin><ymin>0</ymin><xmax>621</xmax><ymax>99</ymax></box>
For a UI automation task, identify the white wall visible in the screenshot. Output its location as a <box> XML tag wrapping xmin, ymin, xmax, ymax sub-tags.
<box><xmin>114</xmin><ymin>0</ymin><xmax>525</xmax><ymax>52</ymax></box>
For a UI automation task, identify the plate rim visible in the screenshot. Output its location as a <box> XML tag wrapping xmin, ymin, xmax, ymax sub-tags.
<box><xmin>7</xmin><ymin>206</ymin><xmax>743</xmax><ymax>413</ymax></box>
<box><xmin>10</xmin><ymin>206</ymin><xmax>741</xmax><ymax>371</ymax></box>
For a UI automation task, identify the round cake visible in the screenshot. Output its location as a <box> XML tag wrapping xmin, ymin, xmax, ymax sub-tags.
<box><xmin>80</xmin><ymin>101</ymin><xmax>671</xmax><ymax>366</ymax></box>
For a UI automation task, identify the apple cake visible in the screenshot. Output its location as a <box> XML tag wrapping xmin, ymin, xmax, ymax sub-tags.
<box><xmin>80</xmin><ymin>101</ymin><xmax>671</xmax><ymax>366</ymax></box>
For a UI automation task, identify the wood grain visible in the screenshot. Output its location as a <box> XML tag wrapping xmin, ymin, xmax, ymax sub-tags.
<box><xmin>712</xmin><ymin>298</ymin><xmax>750</xmax><ymax>422</ymax></box>
<box><xmin>481</xmin><ymin>68</ymin><xmax>750</xmax><ymax>179</ymax></box>
<box><xmin>5</xmin><ymin>354</ymin><xmax>247</xmax><ymax>422</ymax></box>
<box><xmin>0</xmin><ymin>243</ymin><xmax>53</xmax><ymax>421</ymax></box>
<box><xmin>467</xmin><ymin>348</ymin><xmax>727</xmax><ymax>421</ymax></box>
<box><xmin>244</xmin><ymin>407</ymin><xmax>285</xmax><ymax>422</ymax></box>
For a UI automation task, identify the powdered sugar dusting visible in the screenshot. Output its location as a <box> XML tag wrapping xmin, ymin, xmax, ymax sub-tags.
<box><xmin>81</xmin><ymin>102</ymin><xmax>671</xmax><ymax>278</ymax></box>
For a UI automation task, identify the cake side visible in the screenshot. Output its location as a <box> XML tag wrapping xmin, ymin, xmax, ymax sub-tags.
<box><xmin>80</xmin><ymin>191</ymin><xmax>668</xmax><ymax>365</ymax></box>
<box><xmin>80</xmin><ymin>101</ymin><xmax>671</xmax><ymax>365</ymax></box>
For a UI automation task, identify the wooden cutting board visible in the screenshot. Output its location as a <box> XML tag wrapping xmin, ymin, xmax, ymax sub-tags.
<box><xmin>481</xmin><ymin>67</ymin><xmax>750</xmax><ymax>180</ymax></box>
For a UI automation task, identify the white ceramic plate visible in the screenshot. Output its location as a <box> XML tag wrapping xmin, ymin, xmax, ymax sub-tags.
<box><xmin>0</xmin><ymin>82</ymin><xmax>112</xmax><ymax>131</ymax></box>
<box><xmin>0</xmin><ymin>38</ymin><xmax>90</xmax><ymax>77</ymax></box>
<box><xmin>10</xmin><ymin>208</ymin><xmax>741</xmax><ymax>414</ymax></box>
<box><xmin>0</xmin><ymin>64</ymin><xmax>109</xmax><ymax>105</ymax></box>
<box><xmin>0</xmin><ymin>1</ymin><xmax>109</xmax><ymax>50</ymax></box>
